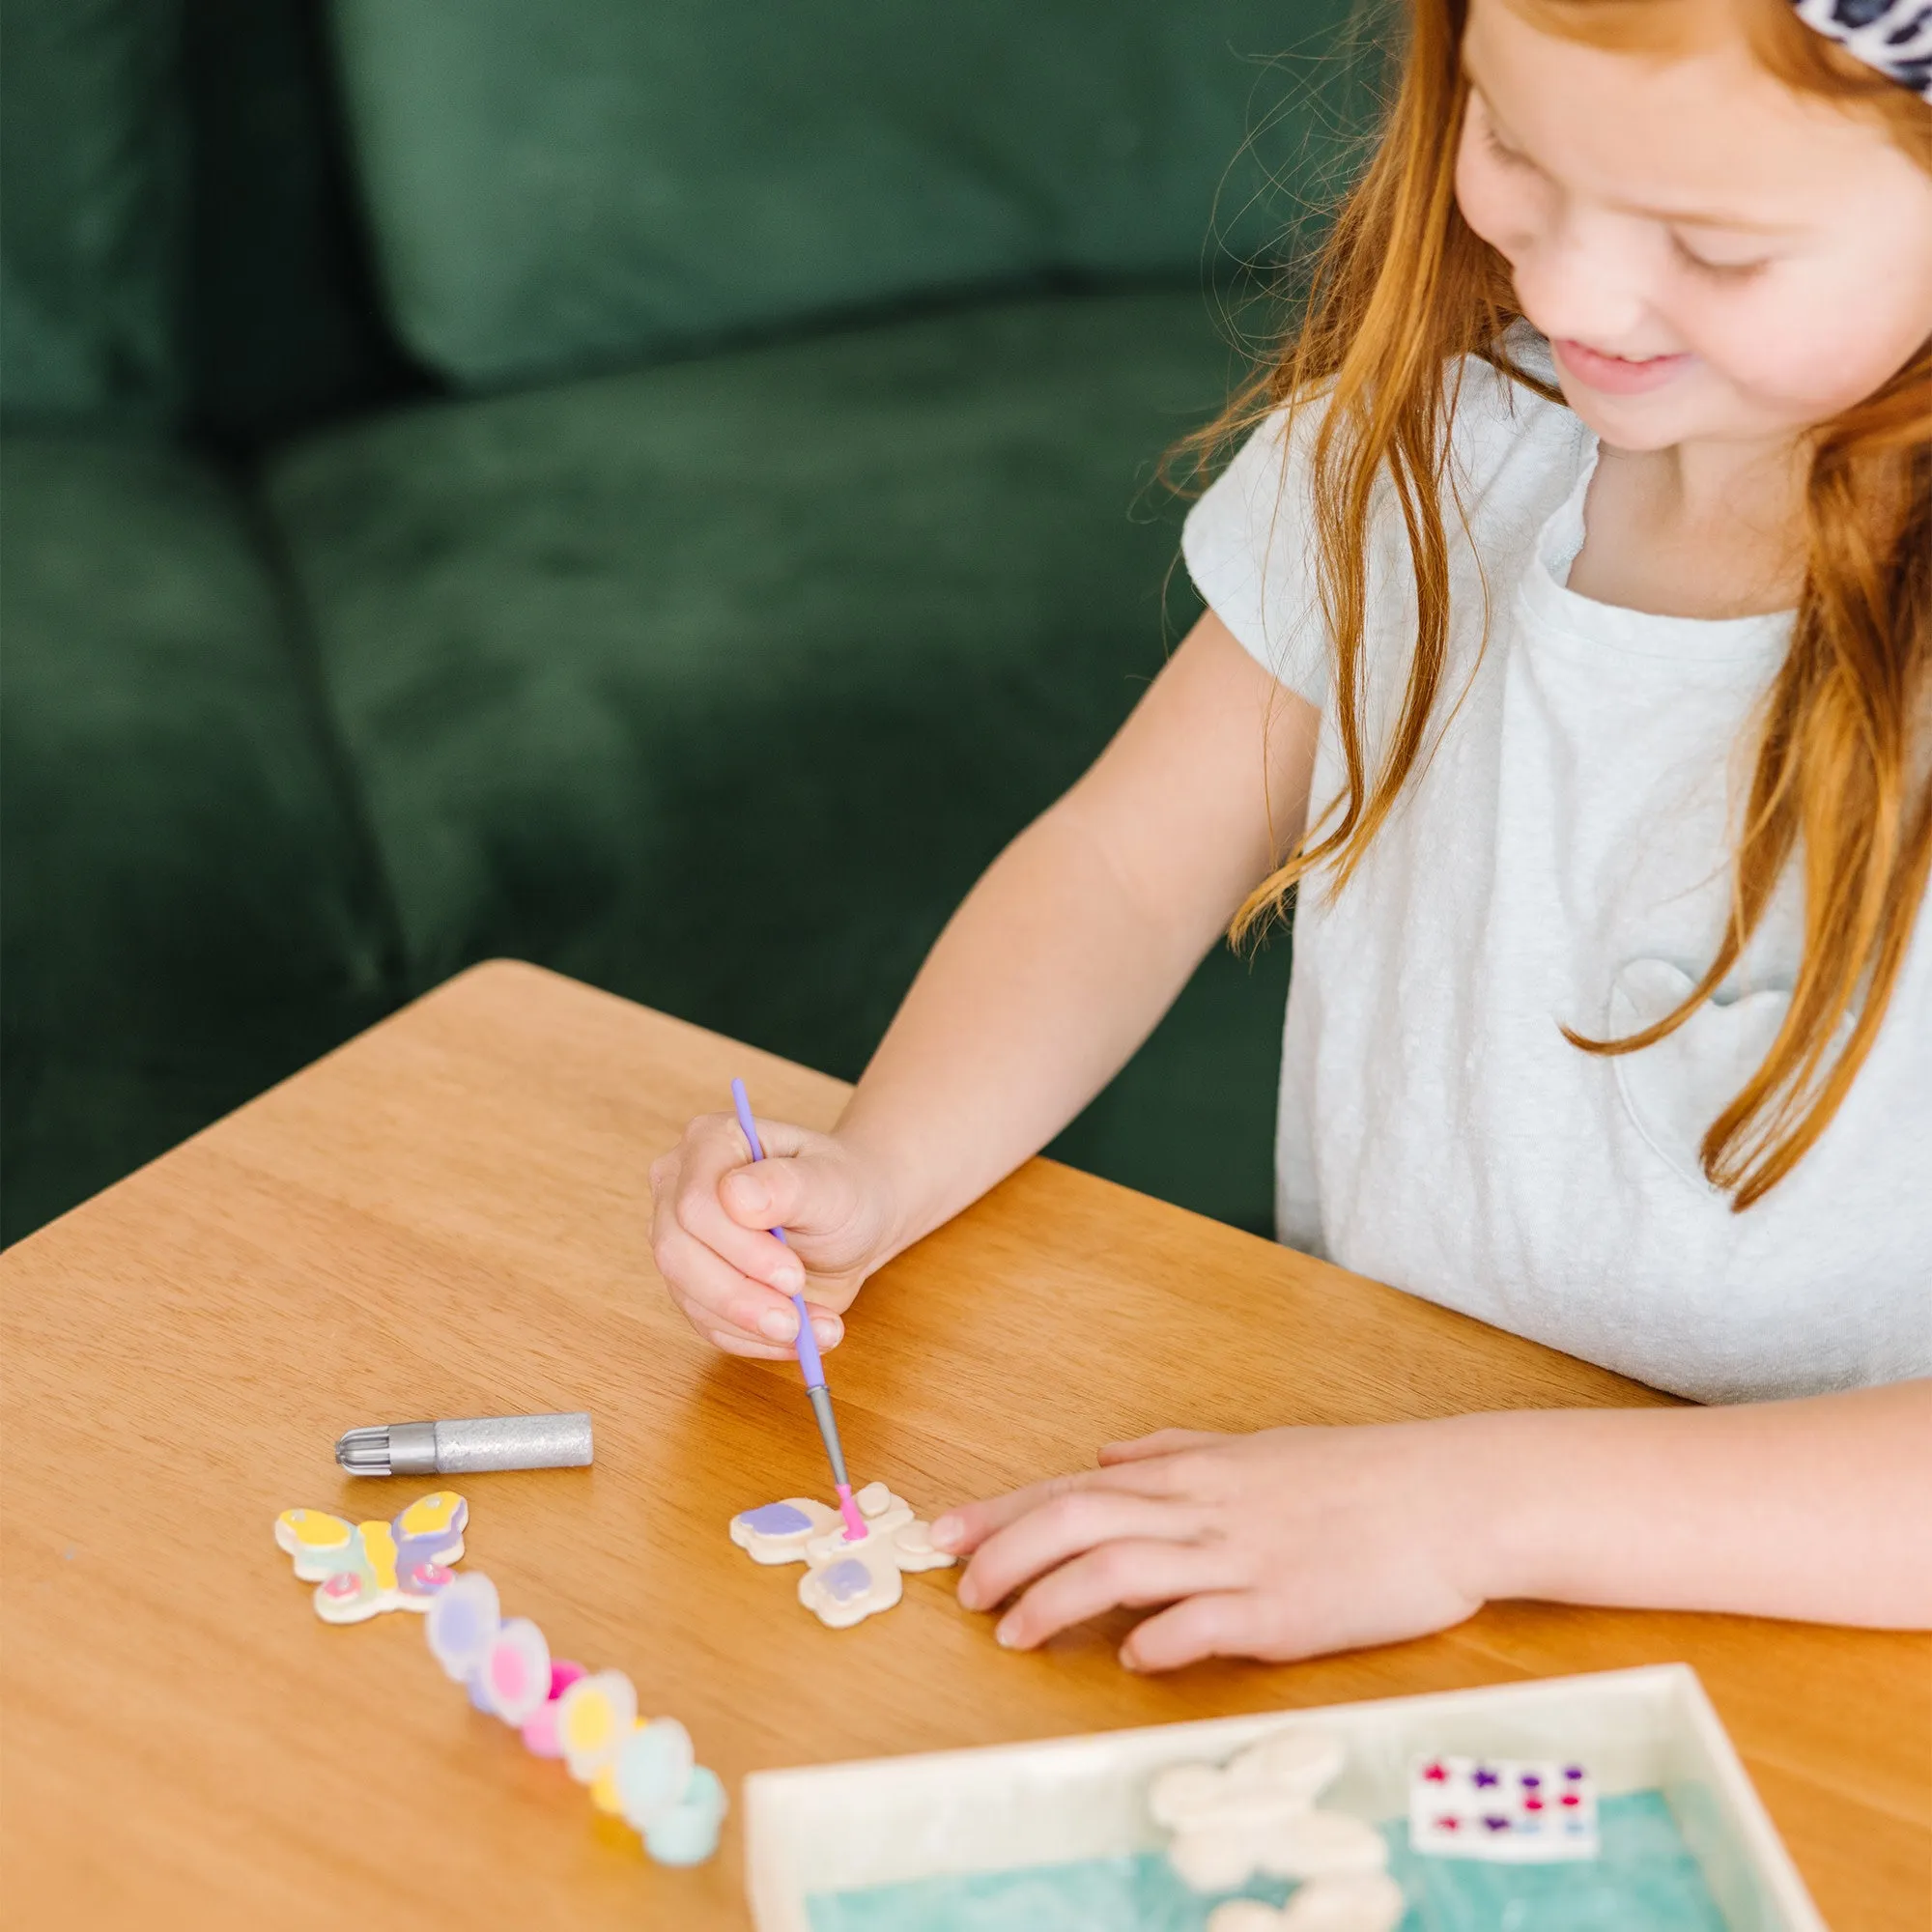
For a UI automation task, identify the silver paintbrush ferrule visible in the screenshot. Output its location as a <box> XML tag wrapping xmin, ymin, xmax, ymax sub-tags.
<box><xmin>805</xmin><ymin>1384</ymin><xmax>851</xmax><ymax>1491</ymax></box>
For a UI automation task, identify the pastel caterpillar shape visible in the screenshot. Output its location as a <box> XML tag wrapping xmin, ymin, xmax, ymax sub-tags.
<box><xmin>425</xmin><ymin>1571</ymin><xmax>726</xmax><ymax>1865</ymax></box>
<box><xmin>274</xmin><ymin>1491</ymin><xmax>468</xmax><ymax>1624</ymax></box>
<box><xmin>730</xmin><ymin>1480</ymin><xmax>954</xmax><ymax>1629</ymax></box>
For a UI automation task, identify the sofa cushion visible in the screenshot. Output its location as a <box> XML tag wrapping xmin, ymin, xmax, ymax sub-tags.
<box><xmin>0</xmin><ymin>0</ymin><xmax>184</xmax><ymax>424</ymax></box>
<box><xmin>0</xmin><ymin>434</ymin><xmax>402</xmax><ymax>1241</ymax></box>
<box><xmin>266</xmin><ymin>290</ymin><xmax>1288</xmax><ymax>1230</ymax></box>
<box><xmin>327</xmin><ymin>0</ymin><xmax>1353</xmax><ymax>389</ymax></box>
<box><xmin>180</xmin><ymin>0</ymin><xmax>430</xmax><ymax>448</ymax></box>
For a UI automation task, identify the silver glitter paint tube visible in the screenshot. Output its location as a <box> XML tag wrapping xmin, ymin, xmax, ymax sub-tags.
<box><xmin>334</xmin><ymin>1410</ymin><xmax>593</xmax><ymax>1476</ymax></box>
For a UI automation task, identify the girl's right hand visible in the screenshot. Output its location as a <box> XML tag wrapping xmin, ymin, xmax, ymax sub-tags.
<box><xmin>648</xmin><ymin>1112</ymin><xmax>899</xmax><ymax>1358</ymax></box>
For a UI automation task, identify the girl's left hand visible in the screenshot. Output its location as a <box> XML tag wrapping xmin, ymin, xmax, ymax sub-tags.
<box><xmin>930</xmin><ymin>1420</ymin><xmax>1496</xmax><ymax>1671</ymax></box>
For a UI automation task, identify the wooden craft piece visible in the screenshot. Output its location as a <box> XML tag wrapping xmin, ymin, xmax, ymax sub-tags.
<box><xmin>554</xmin><ymin>1668</ymin><xmax>639</xmax><ymax>1783</ymax></box>
<box><xmin>730</xmin><ymin>1482</ymin><xmax>955</xmax><ymax>1630</ymax></box>
<box><xmin>274</xmin><ymin>1491</ymin><xmax>468</xmax><ymax>1624</ymax></box>
<box><xmin>520</xmin><ymin>1661</ymin><xmax>589</xmax><ymax>1757</ymax></box>
<box><xmin>417</xmin><ymin>1587</ymin><xmax>724</xmax><ymax>1868</ymax></box>
<box><xmin>580</xmin><ymin>1713</ymin><xmax>724</xmax><ymax>1862</ymax></box>
<box><xmin>476</xmin><ymin>1617</ymin><xmax>553</xmax><ymax>1727</ymax></box>
<box><xmin>642</xmin><ymin>1764</ymin><xmax>728</xmax><ymax>1867</ymax></box>
<box><xmin>728</xmin><ymin>1498</ymin><xmax>842</xmax><ymax>1564</ymax></box>
<box><xmin>1151</xmin><ymin>1728</ymin><xmax>1345</xmax><ymax>1832</ymax></box>
<box><xmin>613</xmin><ymin>1717</ymin><xmax>696</xmax><ymax>1826</ymax></box>
<box><xmin>426</xmin><ymin>1572</ymin><xmax>500</xmax><ymax>1680</ymax></box>
<box><xmin>587</xmin><ymin>1725</ymin><xmax>645</xmax><ymax>1815</ymax></box>
<box><xmin>1207</xmin><ymin>1873</ymin><xmax>1406</xmax><ymax>1932</ymax></box>
<box><xmin>1155</xmin><ymin>1728</ymin><xmax>1383</xmax><ymax>1894</ymax></box>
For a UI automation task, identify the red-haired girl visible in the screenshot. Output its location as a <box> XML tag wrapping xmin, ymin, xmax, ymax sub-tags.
<box><xmin>653</xmin><ymin>0</ymin><xmax>1931</xmax><ymax>1665</ymax></box>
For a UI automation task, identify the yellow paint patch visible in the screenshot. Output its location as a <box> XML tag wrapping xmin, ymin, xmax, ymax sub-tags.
<box><xmin>398</xmin><ymin>1492</ymin><xmax>461</xmax><ymax>1537</ymax></box>
<box><xmin>360</xmin><ymin>1521</ymin><xmax>398</xmax><ymax>1593</ymax></box>
<box><xmin>562</xmin><ymin>1693</ymin><xmax>613</xmax><ymax>1753</ymax></box>
<box><xmin>279</xmin><ymin>1510</ymin><xmax>353</xmax><ymax>1550</ymax></box>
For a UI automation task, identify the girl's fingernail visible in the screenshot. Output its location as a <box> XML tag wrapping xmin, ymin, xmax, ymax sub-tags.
<box><xmin>774</xmin><ymin>1260</ymin><xmax>804</xmax><ymax>1291</ymax></box>
<box><xmin>994</xmin><ymin>1618</ymin><xmax>1019</xmax><ymax>1649</ymax></box>
<box><xmin>758</xmin><ymin>1308</ymin><xmax>798</xmax><ymax>1343</ymax></box>
<box><xmin>930</xmin><ymin>1515</ymin><xmax>963</xmax><ymax>1550</ymax></box>
<box><xmin>810</xmin><ymin>1318</ymin><xmax>841</xmax><ymax>1346</ymax></box>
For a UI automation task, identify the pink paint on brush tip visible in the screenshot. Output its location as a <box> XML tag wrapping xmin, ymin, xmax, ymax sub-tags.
<box><xmin>835</xmin><ymin>1483</ymin><xmax>867</xmax><ymax>1541</ymax></box>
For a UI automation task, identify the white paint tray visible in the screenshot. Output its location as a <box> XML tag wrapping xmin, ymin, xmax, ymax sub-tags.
<box><xmin>744</xmin><ymin>1663</ymin><xmax>1823</xmax><ymax>1931</ymax></box>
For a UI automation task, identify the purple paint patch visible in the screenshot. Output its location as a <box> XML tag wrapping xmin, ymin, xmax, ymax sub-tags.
<box><xmin>821</xmin><ymin>1558</ymin><xmax>871</xmax><ymax>1603</ymax></box>
<box><xmin>439</xmin><ymin>1599</ymin><xmax>484</xmax><ymax>1648</ymax></box>
<box><xmin>740</xmin><ymin>1503</ymin><xmax>814</xmax><ymax>1537</ymax></box>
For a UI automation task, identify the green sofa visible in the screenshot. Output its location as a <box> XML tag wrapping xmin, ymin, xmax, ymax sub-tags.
<box><xmin>2</xmin><ymin>1</ymin><xmax>1358</xmax><ymax>1247</ymax></box>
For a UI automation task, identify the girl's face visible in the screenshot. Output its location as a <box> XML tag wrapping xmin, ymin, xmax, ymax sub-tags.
<box><xmin>1456</xmin><ymin>0</ymin><xmax>1932</xmax><ymax>454</ymax></box>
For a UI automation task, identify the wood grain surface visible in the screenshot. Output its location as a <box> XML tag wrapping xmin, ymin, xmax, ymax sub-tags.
<box><xmin>1</xmin><ymin>961</ymin><xmax>1923</xmax><ymax>1928</ymax></box>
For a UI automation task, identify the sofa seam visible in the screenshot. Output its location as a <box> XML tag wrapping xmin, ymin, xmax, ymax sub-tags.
<box><xmin>223</xmin><ymin>449</ymin><xmax>414</xmax><ymax>1007</ymax></box>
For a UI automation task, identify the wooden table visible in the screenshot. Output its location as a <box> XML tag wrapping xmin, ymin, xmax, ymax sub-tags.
<box><xmin>2</xmin><ymin>962</ymin><xmax>1923</xmax><ymax>1928</ymax></box>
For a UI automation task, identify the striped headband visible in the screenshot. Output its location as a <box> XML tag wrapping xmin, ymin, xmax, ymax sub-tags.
<box><xmin>1791</xmin><ymin>0</ymin><xmax>1932</xmax><ymax>98</ymax></box>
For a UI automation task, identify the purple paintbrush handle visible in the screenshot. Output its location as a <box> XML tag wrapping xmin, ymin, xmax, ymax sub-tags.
<box><xmin>729</xmin><ymin>1077</ymin><xmax>825</xmax><ymax>1390</ymax></box>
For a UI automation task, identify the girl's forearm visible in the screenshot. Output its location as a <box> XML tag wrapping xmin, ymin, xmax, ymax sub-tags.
<box><xmin>829</xmin><ymin>615</ymin><xmax>1315</xmax><ymax>1270</ymax></box>
<box><xmin>1461</xmin><ymin>1378</ymin><xmax>1932</xmax><ymax>1627</ymax></box>
<box><xmin>835</xmin><ymin>796</ymin><xmax>1220</xmax><ymax>1261</ymax></box>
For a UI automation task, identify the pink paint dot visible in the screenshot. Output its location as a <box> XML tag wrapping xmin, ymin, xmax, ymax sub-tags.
<box><xmin>324</xmin><ymin>1574</ymin><xmax>358</xmax><ymax>1598</ymax></box>
<box><xmin>548</xmin><ymin>1661</ymin><xmax>587</xmax><ymax>1701</ymax></box>
<box><xmin>491</xmin><ymin>1647</ymin><xmax>526</xmax><ymax>1699</ymax></box>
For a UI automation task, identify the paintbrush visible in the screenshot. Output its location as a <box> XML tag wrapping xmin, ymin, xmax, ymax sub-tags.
<box><xmin>730</xmin><ymin>1078</ymin><xmax>868</xmax><ymax>1543</ymax></box>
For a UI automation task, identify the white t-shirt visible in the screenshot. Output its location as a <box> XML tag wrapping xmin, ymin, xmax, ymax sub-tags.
<box><xmin>1181</xmin><ymin>347</ymin><xmax>1932</xmax><ymax>1403</ymax></box>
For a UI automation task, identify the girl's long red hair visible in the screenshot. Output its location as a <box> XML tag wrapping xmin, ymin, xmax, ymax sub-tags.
<box><xmin>1186</xmin><ymin>0</ymin><xmax>1932</xmax><ymax>1209</ymax></box>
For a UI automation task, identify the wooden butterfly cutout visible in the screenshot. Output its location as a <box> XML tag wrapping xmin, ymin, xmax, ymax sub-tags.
<box><xmin>274</xmin><ymin>1490</ymin><xmax>469</xmax><ymax>1623</ymax></box>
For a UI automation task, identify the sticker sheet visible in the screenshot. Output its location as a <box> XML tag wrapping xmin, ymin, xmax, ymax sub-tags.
<box><xmin>1408</xmin><ymin>1754</ymin><xmax>1599</xmax><ymax>1861</ymax></box>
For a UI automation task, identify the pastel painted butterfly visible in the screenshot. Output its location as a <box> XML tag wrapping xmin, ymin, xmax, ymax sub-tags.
<box><xmin>274</xmin><ymin>1491</ymin><xmax>468</xmax><ymax>1624</ymax></box>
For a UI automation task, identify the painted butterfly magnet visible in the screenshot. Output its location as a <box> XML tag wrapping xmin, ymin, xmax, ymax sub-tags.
<box><xmin>274</xmin><ymin>1490</ymin><xmax>469</xmax><ymax>1623</ymax></box>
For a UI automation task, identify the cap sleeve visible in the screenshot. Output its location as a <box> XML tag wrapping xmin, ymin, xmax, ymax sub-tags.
<box><xmin>1180</xmin><ymin>404</ymin><xmax>1328</xmax><ymax>708</ymax></box>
